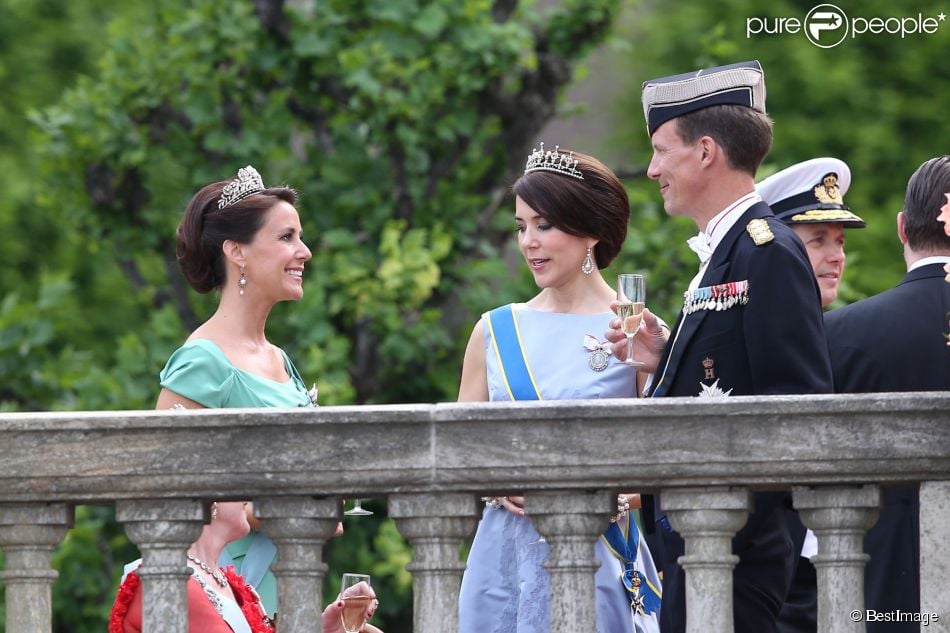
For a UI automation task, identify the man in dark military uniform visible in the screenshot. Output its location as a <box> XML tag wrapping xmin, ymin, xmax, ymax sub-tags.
<box><xmin>757</xmin><ymin>157</ymin><xmax>867</xmax><ymax>633</ymax></box>
<box><xmin>824</xmin><ymin>155</ymin><xmax>950</xmax><ymax>633</ymax></box>
<box><xmin>606</xmin><ymin>61</ymin><xmax>833</xmax><ymax>633</ymax></box>
<box><xmin>758</xmin><ymin>156</ymin><xmax>867</xmax><ymax>309</ymax></box>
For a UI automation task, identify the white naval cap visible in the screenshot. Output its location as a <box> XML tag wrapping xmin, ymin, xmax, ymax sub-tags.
<box><xmin>756</xmin><ymin>157</ymin><xmax>865</xmax><ymax>228</ymax></box>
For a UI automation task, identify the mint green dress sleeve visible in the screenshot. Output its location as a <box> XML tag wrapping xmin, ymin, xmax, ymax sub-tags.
<box><xmin>159</xmin><ymin>339</ymin><xmax>312</xmax><ymax>408</ymax></box>
<box><xmin>159</xmin><ymin>340</ymin><xmax>236</xmax><ymax>407</ymax></box>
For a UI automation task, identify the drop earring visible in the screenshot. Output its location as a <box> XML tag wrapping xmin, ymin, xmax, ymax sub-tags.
<box><xmin>238</xmin><ymin>266</ymin><xmax>247</xmax><ymax>296</ymax></box>
<box><xmin>581</xmin><ymin>247</ymin><xmax>595</xmax><ymax>275</ymax></box>
<box><xmin>211</xmin><ymin>503</ymin><xmax>218</xmax><ymax>521</ymax></box>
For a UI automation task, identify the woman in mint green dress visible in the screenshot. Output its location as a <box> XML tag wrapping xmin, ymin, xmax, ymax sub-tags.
<box><xmin>154</xmin><ymin>166</ymin><xmax>380</xmax><ymax>630</ymax></box>
<box><xmin>156</xmin><ymin>164</ymin><xmax>314</xmax><ymax>411</ymax></box>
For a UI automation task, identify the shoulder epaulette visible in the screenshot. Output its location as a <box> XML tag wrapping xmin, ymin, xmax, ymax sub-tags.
<box><xmin>746</xmin><ymin>218</ymin><xmax>774</xmax><ymax>246</ymax></box>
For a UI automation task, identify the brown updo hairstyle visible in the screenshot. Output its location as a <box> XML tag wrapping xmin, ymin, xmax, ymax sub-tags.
<box><xmin>176</xmin><ymin>180</ymin><xmax>298</xmax><ymax>293</ymax></box>
<box><xmin>512</xmin><ymin>150</ymin><xmax>629</xmax><ymax>269</ymax></box>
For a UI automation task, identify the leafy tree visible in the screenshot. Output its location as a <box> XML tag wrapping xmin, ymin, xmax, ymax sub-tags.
<box><xmin>3</xmin><ymin>1</ymin><xmax>622</xmax><ymax>631</ymax></box>
<box><xmin>14</xmin><ymin>0</ymin><xmax>946</xmax><ymax>630</ymax></box>
<box><xmin>0</xmin><ymin>2</ymin><xmax>154</xmax><ymax>627</ymax></box>
<box><xmin>0</xmin><ymin>0</ymin><xmax>148</xmax><ymax>411</ymax></box>
<box><xmin>31</xmin><ymin>0</ymin><xmax>622</xmax><ymax>409</ymax></box>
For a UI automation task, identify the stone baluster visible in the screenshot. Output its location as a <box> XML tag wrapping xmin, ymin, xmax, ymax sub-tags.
<box><xmin>920</xmin><ymin>481</ymin><xmax>950</xmax><ymax>625</ymax></box>
<box><xmin>389</xmin><ymin>493</ymin><xmax>479</xmax><ymax>633</ymax></box>
<box><xmin>0</xmin><ymin>503</ymin><xmax>72</xmax><ymax>633</ymax></box>
<box><xmin>254</xmin><ymin>497</ymin><xmax>340</xmax><ymax>633</ymax></box>
<box><xmin>525</xmin><ymin>490</ymin><xmax>612</xmax><ymax>633</ymax></box>
<box><xmin>793</xmin><ymin>485</ymin><xmax>880</xmax><ymax>633</ymax></box>
<box><xmin>661</xmin><ymin>487</ymin><xmax>751</xmax><ymax>633</ymax></box>
<box><xmin>115</xmin><ymin>499</ymin><xmax>206</xmax><ymax>633</ymax></box>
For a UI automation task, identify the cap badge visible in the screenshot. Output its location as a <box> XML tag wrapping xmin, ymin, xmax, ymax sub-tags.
<box><xmin>746</xmin><ymin>219</ymin><xmax>774</xmax><ymax>246</ymax></box>
<box><xmin>814</xmin><ymin>172</ymin><xmax>844</xmax><ymax>205</ymax></box>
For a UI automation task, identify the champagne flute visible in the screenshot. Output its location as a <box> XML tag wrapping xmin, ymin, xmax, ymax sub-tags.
<box><xmin>617</xmin><ymin>274</ymin><xmax>646</xmax><ymax>367</ymax></box>
<box><xmin>343</xmin><ymin>498</ymin><xmax>373</xmax><ymax>516</ymax></box>
<box><xmin>340</xmin><ymin>573</ymin><xmax>373</xmax><ymax>633</ymax></box>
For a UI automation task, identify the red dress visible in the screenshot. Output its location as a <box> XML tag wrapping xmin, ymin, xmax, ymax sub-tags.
<box><xmin>109</xmin><ymin>566</ymin><xmax>274</xmax><ymax>633</ymax></box>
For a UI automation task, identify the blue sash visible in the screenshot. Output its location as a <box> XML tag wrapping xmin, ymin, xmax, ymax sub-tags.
<box><xmin>219</xmin><ymin>530</ymin><xmax>277</xmax><ymax>589</ymax></box>
<box><xmin>486</xmin><ymin>305</ymin><xmax>542</xmax><ymax>401</ymax></box>
<box><xmin>601</xmin><ymin>515</ymin><xmax>662</xmax><ymax>615</ymax></box>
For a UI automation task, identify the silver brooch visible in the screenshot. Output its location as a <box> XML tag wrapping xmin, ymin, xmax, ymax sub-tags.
<box><xmin>583</xmin><ymin>334</ymin><xmax>612</xmax><ymax>372</ymax></box>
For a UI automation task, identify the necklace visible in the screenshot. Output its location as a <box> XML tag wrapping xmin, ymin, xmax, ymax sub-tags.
<box><xmin>186</xmin><ymin>553</ymin><xmax>227</xmax><ymax>588</ymax></box>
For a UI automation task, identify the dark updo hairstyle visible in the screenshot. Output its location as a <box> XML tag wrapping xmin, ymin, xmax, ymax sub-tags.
<box><xmin>513</xmin><ymin>150</ymin><xmax>629</xmax><ymax>269</ymax></box>
<box><xmin>176</xmin><ymin>180</ymin><xmax>297</xmax><ymax>293</ymax></box>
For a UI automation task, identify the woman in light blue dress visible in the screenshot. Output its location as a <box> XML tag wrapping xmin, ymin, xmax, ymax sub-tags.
<box><xmin>457</xmin><ymin>145</ymin><xmax>662</xmax><ymax>633</ymax></box>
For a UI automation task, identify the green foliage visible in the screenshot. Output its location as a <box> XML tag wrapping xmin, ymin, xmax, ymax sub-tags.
<box><xmin>607</xmin><ymin>186</ymin><xmax>696</xmax><ymax>321</ymax></box>
<box><xmin>0</xmin><ymin>0</ymin><xmax>158</xmax><ymax>413</ymax></box>
<box><xmin>27</xmin><ymin>0</ymin><xmax>619</xmax><ymax>408</ymax></box>
<box><xmin>1</xmin><ymin>1</ymin><xmax>618</xmax><ymax>631</ymax></box>
<box><xmin>10</xmin><ymin>0</ymin><xmax>947</xmax><ymax>631</ymax></box>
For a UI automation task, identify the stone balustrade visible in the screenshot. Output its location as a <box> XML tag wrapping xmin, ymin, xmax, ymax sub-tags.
<box><xmin>0</xmin><ymin>392</ymin><xmax>948</xmax><ymax>632</ymax></box>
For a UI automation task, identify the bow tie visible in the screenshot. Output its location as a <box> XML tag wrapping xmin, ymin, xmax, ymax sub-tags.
<box><xmin>686</xmin><ymin>232</ymin><xmax>713</xmax><ymax>264</ymax></box>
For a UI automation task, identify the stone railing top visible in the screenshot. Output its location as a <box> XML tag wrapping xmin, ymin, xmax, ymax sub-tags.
<box><xmin>0</xmin><ymin>392</ymin><xmax>947</xmax><ymax>502</ymax></box>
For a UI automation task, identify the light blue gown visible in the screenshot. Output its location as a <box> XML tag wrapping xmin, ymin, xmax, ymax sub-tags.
<box><xmin>458</xmin><ymin>304</ymin><xmax>661</xmax><ymax>633</ymax></box>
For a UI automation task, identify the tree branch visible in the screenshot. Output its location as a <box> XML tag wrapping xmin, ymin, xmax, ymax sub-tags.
<box><xmin>350</xmin><ymin>316</ymin><xmax>377</xmax><ymax>404</ymax></box>
<box><xmin>252</xmin><ymin>0</ymin><xmax>290</xmax><ymax>41</ymax></box>
<box><xmin>491</xmin><ymin>0</ymin><xmax>518</xmax><ymax>22</ymax></box>
<box><xmin>386</xmin><ymin>122</ymin><xmax>415</xmax><ymax>222</ymax></box>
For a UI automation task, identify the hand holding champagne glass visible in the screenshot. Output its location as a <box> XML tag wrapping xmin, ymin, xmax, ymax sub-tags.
<box><xmin>340</xmin><ymin>573</ymin><xmax>374</xmax><ymax>633</ymax></box>
<box><xmin>617</xmin><ymin>274</ymin><xmax>646</xmax><ymax>367</ymax></box>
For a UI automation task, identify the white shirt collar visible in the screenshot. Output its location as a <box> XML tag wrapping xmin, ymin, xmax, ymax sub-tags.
<box><xmin>703</xmin><ymin>191</ymin><xmax>762</xmax><ymax>254</ymax></box>
<box><xmin>685</xmin><ymin>192</ymin><xmax>762</xmax><ymax>292</ymax></box>
<box><xmin>909</xmin><ymin>255</ymin><xmax>950</xmax><ymax>272</ymax></box>
<box><xmin>686</xmin><ymin>192</ymin><xmax>762</xmax><ymax>266</ymax></box>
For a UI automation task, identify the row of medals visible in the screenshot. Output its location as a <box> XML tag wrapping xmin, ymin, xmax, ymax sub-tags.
<box><xmin>682</xmin><ymin>283</ymin><xmax>749</xmax><ymax>315</ymax></box>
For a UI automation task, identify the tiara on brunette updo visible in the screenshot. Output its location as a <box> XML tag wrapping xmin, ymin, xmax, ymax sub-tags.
<box><xmin>218</xmin><ymin>165</ymin><xmax>265</xmax><ymax>209</ymax></box>
<box><xmin>524</xmin><ymin>142</ymin><xmax>584</xmax><ymax>180</ymax></box>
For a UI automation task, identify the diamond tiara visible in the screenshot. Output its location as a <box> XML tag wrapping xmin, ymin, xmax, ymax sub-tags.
<box><xmin>524</xmin><ymin>142</ymin><xmax>584</xmax><ymax>180</ymax></box>
<box><xmin>218</xmin><ymin>165</ymin><xmax>265</xmax><ymax>209</ymax></box>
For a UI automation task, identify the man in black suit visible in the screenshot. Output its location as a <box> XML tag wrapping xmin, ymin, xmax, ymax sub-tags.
<box><xmin>607</xmin><ymin>61</ymin><xmax>833</xmax><ymax>633</ymax></box>
<box><xmin>824</xmin><ymin>155</ymin><xmax>950</xmax><ymax>632</ymax></box>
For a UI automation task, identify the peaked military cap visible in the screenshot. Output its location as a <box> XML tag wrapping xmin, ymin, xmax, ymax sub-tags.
<box><xmin>757</xmin><ymin>157</ymin><xmax>866</xmax><ymax>228</ymax></box>
<box><xmin>641</xmin><ymin>60</ymin><xmax>767</xmax><ymax>136</ymax></box>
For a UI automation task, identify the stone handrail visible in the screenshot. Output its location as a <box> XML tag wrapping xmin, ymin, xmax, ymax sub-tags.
<box><xmin>0</xmin><ymin>392</ymin><xmax>948</xmax><ymax>632</ymax></box>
